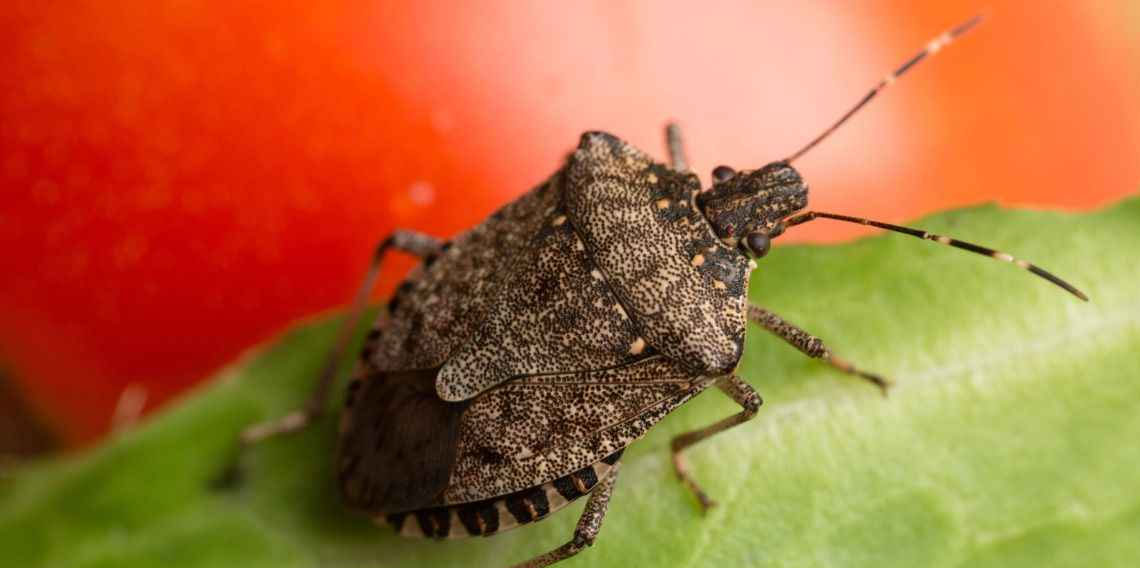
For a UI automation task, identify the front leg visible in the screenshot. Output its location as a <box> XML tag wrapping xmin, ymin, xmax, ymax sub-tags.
<box><xmin>747</xmin><ymin>304</ymin><xmax>890</xmax><ymax>394</ymax></box>
<box><xmin>670</xmin><ymin>374</ymin><xmax>762</xmax><ymax>512</ymax></box>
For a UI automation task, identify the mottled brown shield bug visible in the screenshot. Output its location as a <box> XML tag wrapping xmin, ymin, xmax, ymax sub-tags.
<box><xmin>232</xmin><ymin>15</ymin><xmax>1086</xmax><ymax>568</ymax></box>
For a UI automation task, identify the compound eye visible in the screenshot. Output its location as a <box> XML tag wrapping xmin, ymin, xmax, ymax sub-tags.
<box><xmin>745</xmin><ymin>232</ymin><xmax>771</xmax><ymax>258</ymax></box>
<box><xmin>712</xmin><ymin>165</ymin><xmax>736</xmax><ymax>182</ymax></box>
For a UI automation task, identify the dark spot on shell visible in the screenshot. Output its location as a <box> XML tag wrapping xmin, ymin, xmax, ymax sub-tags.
<box><xmin>553</xmin><ymin>474</ymin><xmax>584</xmax><ymax>501</ymax></box>
<box><xmin>601</xmin><ymin>448</ymin><xmax>624</xmax><ymax>465</ymax></box>
<box><xmin>386</xmin><ymin>513</ymin><xmax>407</xmax><ymax>532</ymax></box>
<box><xmin>415</xmin><ymin>508</ymin><xmax>450</xmax><ymax>538</ymax></box>
<box><xmin>477</xmin><ymin>446</ymin><xmax>506</xmax><ymax>465</ymax></box>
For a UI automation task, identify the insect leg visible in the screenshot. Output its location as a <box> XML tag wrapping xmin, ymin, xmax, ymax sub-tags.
<box><xmin>747</xmin><ymin>303</ymin><xmax>890</xmax><ymax>395</ymax></box>
<box><xmin>511</xmin><ymin>463</ymin><xmax>622</xmax><ymax>568</ymax></box>
<box><xmin>664</xmin><ymin>122</ymin><xmax>689</xmax><ymax>172</ymax></box>
<box><xmin>232</xmin><ymin>231</ymin><xmax>442</xmax><ymax>449</ymax></box>
<box><xmin>670</xmin><ymin>374</ymin><xmax>762</xmax><ymax>512</ymax></box>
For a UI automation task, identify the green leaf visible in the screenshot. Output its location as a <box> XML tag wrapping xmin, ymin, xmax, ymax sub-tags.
<box><xmin>4</xmin><ymin>199</ymin><xmax>1139</xmax><ymax>568</ymax></box>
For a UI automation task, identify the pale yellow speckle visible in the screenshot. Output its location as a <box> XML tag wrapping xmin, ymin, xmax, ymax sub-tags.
<box><xmin>748</xmin><ymin>259</ymin><xmax>758</xmax><ymax>270</ymax></box>
<box><xmin>591</xmin><ymin>269</ymin><xmax>604</xmax><ymax>280</ymax></box>
<box><xmin>713</xmin><ymin>280</ymin><xmax>727</xmax><ymax>290</ymax></box>
<box><xmin>629</xmin><ymin>337</ymin><xmax>646</xmax><ymax>355</ymax></box>
<box><xmin>1015</xmin><ymin>259</ymin><xmax>1030</xmax><ymax>269</ymax></box>
<box><xmin>691</xmin><ymin>254</ymin><xmax>705</xmax><ymax>267</ymax></box>
<box><xmin>656</xmin><ymin>198</ymin><xmax>671</xmax><ymax>209</ymax></box>
<box><xmin>993</xmin><ymin>252</ymin><xmax>1014</xmax><ymax>262</ymax></box>
<box><xmin>936</xmin><ymin>235</ymin><xmax>951</xmax><ymax>245</ymax></box>
<box><xmin>647</xmin><ymin>173</ymin><xmax>658</xmax><ymax>184</ymax></box>
<box><xmin>398</xmin><ymin>515</ymin><xmax>421</xmax><ymax>537</ymax></box>
<box><xmin>545</xmin><ymin>485</ymin><xmax>568</xmax><ymax>509</ymax></box>
<box><xmin>552</xmin><ymin>215</ymin><xmax>567</xmax><ymax>226</ymax></box>
<box><xmin>927</xmin><ymin>32</ymin><xmax>951</xmax><ymax>55</ymax></box>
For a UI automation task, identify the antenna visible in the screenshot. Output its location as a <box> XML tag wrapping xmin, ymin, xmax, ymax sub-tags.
<box><xmin>783</xmin><ymin>210</ymin><xmax>1089</xmax><ymax>301</ymax></box>
<box><xmin>785</xmin><ymin>15</ymin><xmax>983</xmax><ymax>164</ymax></box>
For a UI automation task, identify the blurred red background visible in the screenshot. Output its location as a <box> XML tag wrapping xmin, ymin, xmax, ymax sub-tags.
<box><xmin>2</xmin><ymin>2</ymin><xmax>1138</xmax><ymax>447</ymax></box>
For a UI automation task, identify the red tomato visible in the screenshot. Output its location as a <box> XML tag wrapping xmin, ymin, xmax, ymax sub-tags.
<box><xmin>2</xmin><ymin>2</ymin><xmax>1137</xmax><ymax>445</ymax></box>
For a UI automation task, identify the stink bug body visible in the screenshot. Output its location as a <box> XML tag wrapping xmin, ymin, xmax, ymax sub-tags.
<box><xmin>234</xmin><ymin>16</ymin><xmax>1086</xmax><ymax>568</ymax></box>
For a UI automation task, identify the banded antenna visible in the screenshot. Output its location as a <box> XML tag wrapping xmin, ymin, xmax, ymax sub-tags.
<box><xmin>785</xmin><ymin>15</ymin><xmax>983</xmax><ymax>164</ymax></box>
<box><xmin>777</xmin><ymin>16</ymin><xmax>1087</xmax><ymax>302</ymax></box>
<box><xmin>783</xmin><ymin>211</ymin><xmax>1089</xmax><ymax>301</ymax></box>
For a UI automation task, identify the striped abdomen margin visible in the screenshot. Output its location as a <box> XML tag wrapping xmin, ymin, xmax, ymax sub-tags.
<box><xmin>384</xmin><ymin>449</ymin><xmax>624</xmax><ymax>539</ymax></box>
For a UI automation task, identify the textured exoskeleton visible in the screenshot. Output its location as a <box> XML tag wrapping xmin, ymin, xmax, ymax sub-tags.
<box><xmin>339</xmin><ymin>131</ymin><xmax>779</xmax><ymax>528</ymax></box>
<box><xmin>237</xmin><ymin>17</ymin><xmax>1087</xmax><ymax>568</ymax></box>
<box><xmin>329</xmin><ymin>122</ymin><xmax>1082</xmax><ymax>567</ymax></box>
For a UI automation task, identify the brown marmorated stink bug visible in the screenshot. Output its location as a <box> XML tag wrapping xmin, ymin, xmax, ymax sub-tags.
<box><xmin>232</xmin><ymin>15</ymin><xmax>1087</xmax><ymax>568</ymax></box>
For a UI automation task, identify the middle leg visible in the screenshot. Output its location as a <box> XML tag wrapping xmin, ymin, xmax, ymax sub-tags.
<box><xmin>670</xmin><ymin>374</ymin><xmax>762</xmax><ymax>512</ymax></box>
<box><xmin>214</xmin><ymin>230</ymin><xmax>443</xmax><ymax>488</ymax></box>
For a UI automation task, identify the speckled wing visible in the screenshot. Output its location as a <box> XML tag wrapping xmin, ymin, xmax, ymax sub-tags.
<box><xmin>367</xmin><ymin>177</ymin><xmax>561</xmax><ymax>372</ymax></box>
<box><xmin>565</xmin><ymin>131</ymin><xmax>752</xmax><ymax>375</ymax></box>
<box><xmin>337</xmin><ymin>368</ymin><xmax>466</xmax><ymax>514</ymax></box>
<box><xmin>440</xmin><ymin>355</ymin><xmax>711</xmax><ymax>504</ymax></box>
<box><xmin>435</xmin><ymin>205</ymin><xmax>644</xmax><ymax>401</ymax></box>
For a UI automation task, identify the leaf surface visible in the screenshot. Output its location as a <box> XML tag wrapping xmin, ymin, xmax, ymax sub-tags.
<box><xmin>4</xmin><ymin>199</ymin><xmax>1139</xmax><ymax>567</ymax></box>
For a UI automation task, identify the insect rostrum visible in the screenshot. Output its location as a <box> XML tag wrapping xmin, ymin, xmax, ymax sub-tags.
<box><xmin>235</xmin><ymin>16</ymin><xmax>1086</xmax><ymax>568</ymax></box>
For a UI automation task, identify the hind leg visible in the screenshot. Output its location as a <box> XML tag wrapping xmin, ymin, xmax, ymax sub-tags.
<box><xmin>511</xmin><ymin>463</ymin><xmax>622</xmax><ymax>568</ymax></box>
<box><xmin>239</xmin><ymin>231</ymin><xmax>442</xmax><ymax>445</ymax></box>
<box><xmin>216</xmin><ymin>231</ymin><xmax>442</xmax><ymax>486</ymax></box>
<box><xmin>669</xmin><ymin>374</ymin><xmax>762</xmax><ymax>512</ymax></box>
